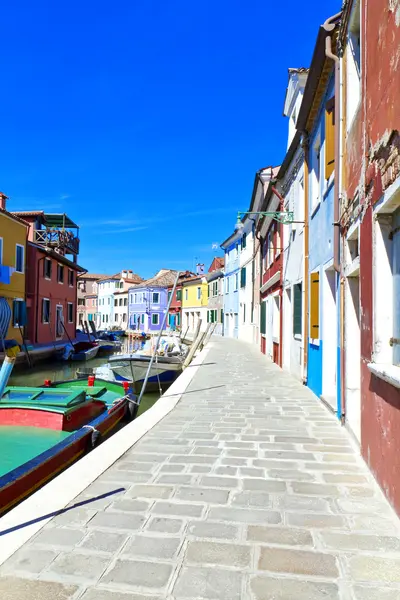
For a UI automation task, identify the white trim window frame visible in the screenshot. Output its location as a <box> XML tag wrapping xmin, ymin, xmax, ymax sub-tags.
<box><xmin>42</xmin><ymin>298</ymin><xmax>51</xmax><ymax>324</ymax></box>
<box><xmin>15</xmin><ymin>243</ymin><xmax>25</xmax><ymax>274</ymax></box>
<box><xmin>67</xmin><ymin>302</ymin><xmax>74</xmax><ymax>323</ymax></box>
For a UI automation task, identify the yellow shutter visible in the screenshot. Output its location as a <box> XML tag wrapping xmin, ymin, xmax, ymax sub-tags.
<box><xmin>310</xmin><ymin>272</ymin><xmax>320</xmax><ymax>338</ymax></box>
<box><xmin>325</xmin><ymin>97</ymin><xmax>335</xmax><ymax>180</ymax></box>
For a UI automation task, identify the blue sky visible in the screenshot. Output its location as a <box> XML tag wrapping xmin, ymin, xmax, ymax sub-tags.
<box><xmin>2</xmin><ymin>0</ymin><xmax>339</xmax><ymax>278</ymax></box>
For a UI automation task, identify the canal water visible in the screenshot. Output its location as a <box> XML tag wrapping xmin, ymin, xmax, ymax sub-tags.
<box><xmin>9</xmin><ymin>340</ymin><xmax>161</xmax><ymax>418</ymax></box>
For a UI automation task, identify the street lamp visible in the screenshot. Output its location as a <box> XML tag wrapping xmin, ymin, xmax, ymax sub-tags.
<box><xmin>234</xmin><ymin>210</ymin><xmax>295</xmax><ymax>231</ymax></box>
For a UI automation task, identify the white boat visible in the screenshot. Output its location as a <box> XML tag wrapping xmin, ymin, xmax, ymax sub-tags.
<box><xmin>97</xmin><ymin>336</ymin><xmax>188</xmax><ymax>392</ymax></box>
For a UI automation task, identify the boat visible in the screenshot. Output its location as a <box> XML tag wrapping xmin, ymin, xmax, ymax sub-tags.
<box><xmin>75</xmin><ymin>329</ymin><xmax>122</xmax><ymax>354</ymax></box>
<box><xmin>0</xmin><ymin>377</ymin><xmax>138</xmax><ymax>516</ymax></box>
<box><xmin>61</xmin><ymin>341</ymin><xmax>100</xmax><ymax>361</ymax></box>
<box><xmin>97</xmin><ymin>335</ymin><xmax>188</xmax><ymax>392</ymax></box>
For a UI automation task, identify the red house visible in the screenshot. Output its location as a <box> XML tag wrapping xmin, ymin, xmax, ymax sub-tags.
<box><xmin>339</xmin><ymin>1</ymin><xmax>400</xmax><ymax>514</ymax></box>
<box><xmin>167</xmin><ymin>271</ymin><xmax>196</xmax><ymax>330</ymax></box>
<box><xmin>13</xmin><ymin>211</ymin><xmax>85</xmax><ymax>346</ymax></box>
<box><xmin>258</xmin><ymin>169</ymin><xmax>283</xmax><ymax>365</ymax></box>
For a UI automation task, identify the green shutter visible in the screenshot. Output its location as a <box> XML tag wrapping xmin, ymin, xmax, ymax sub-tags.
<box><xmin>221</xmin><ymin>310</ymin><xmax>224</xmax><ymax>324</ymax></box>
<box><xmin>293</xmin><ymin>283</ymin><xmax>302</xmax><ymax>336</ymax></box>
<box><xmin>260</xmin><ymin>301</ymin><xmax>266</xmax><ymax>335</ymax></box>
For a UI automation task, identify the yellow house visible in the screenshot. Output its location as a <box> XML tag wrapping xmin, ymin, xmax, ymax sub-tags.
<box><xmin>0</xmin><ymin>197</ymin><xmax>28</xmax><ymax>345</ymax></box>
<box><xmin>181</xmin><ymin>276</ymin><xmax>208</xmax><ymax>334</ymax></box>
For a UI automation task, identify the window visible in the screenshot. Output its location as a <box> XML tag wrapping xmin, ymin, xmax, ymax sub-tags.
<box><xmin>141</xmin><ymin>314</ymin><xmax>145</xmax><ymax>324</ymax></box>
<box><xmin>347</xmin><ymin>0</ymin><xmax>361</xmax><ymax>129</ymax></box>
<box><xmin>13</xmin><ymin>299</ymin><xmax>25</xmax><ymax>327</ymax></box>
<box><xmin>243</xmin><ymin>303</ymin><xmax>246</xmax><ymax>323</ymax></box>
<box><xmin>310</xmin><ymin>271</ymin><xmax>320</xmax><ymax>339</ymax></box>
<box><xmin>152</xmin><ymin>292</ymin><xmax>160</xmax><ymax>303</ymax></box>
<box><xmin>234</xmin><ymin>273</ymin><xmax>239</xmax><ymax>291</ymax></box>
<box><xmin>310</xmin><ymin>130</ymin><xmax>321</xmax><ymax>211</ymax></box>
<box><xmin>67</xmin><ymin>302</ymin><xmax>74</xmax><ymax>323</ymax></box>
<box><xmin>102</xmin><ymin>315</ymin><xmax>105</xmax><ymax>323</ymax></box>
<box><xmin>119</xmin><ymin>298</ymin><xmax>123</xmax><ymax>306</ymax></box>
<box><xmin>168</xmin><ymin>291</ymin><xmax>172</xmax><ymax>302</ymax></box>
<box><xmin>42</xmin><ymin>299</ymin><xmax>50</xmax><ymax>323</ymax></box>
<box><xmin>124</xmin><ymin>298</ymin><xmax>127</xmax><ymax>306</ymax></box>
<box><xmin>176</xmin><ymin>289</ymin><xmax>182</xmax><ymax>301</ymax></box>
<box><xmin>44</xmin><ymin>258</ymin><xmax>52</xmax><ymax>279</ymax></box>
<box><xmin>115</xmin><ymin>314</ymin><xmax>118</xmax><ymax>322</ymax></box>
<box><xmin>114</xmin><ymin>299</ymin><xmax>118</xmax><ymax>306</ymax></box>
<box><xmin>325</xmin><ymin>97</ymin><xmax>335</xmax><ymax>180</ymax></box>
<box><xmin>184</xmin><ymin>289</ymin><xmax>188</xmax><ymax>301</ymax></box>
<box><xmin>177</xmin><ymin>312</ymin><xmax>181</xmax><ymax>326</ymax></box>
<box><xmin>152</xmin><ymin>313</ymin><xmax>159</xmax><ymax>325</ymax></box>
<box><xmin>78</xmin><ymin>298</ymin><xmax>85</xmax><ymax>306</ymax></box>
<box><xmin>108</xmin><ymin>298</ymin><xmax>111</xmax><ymax>305</ymax></box>
<box><xmin>242</xmin><ymin>233</ymin><xmax>247</xmax><ymax>249</ymax></box>
<box><xmin>240</xmin><ymin>267</ymin><xmax>246</xmax><ymax>288</ymax></box>
<box><xmin>15</xmin><ymin>244</ymin><xmax>24</xmax><ymax>274</ymax></box>
<box><xmin>57</xmin><ymin>264</ymin><xmax>64</xmax><ymax>283</ymax></box>
<box><xmin>208</xmin><ymin>283</ymin><xmax>211</xmax><ymax>298</ymax></box>
<box><xmin>260</xmin><ymin>301</ymin><xmax>266</xmax><ymax>335</ymax></box>
<box><xmin>68</xmin><ymin>270</ymin><xmax>74</xmax><ymax>286</ymax></box>
<box><xmin>293</xmin><ymin>282</ymin><xmax>303</xmax><ymax>336</ymax></box>
<box><xmin>123</xmin><ymin>313</ymin><xmax>127</xmax><ymax>322</ymax></box>
<box><xmin>105</xmin><ymin>315</ymin><xmax>108</xmax><ymax>323</ymax></box>
<box><xmin>196</xmin><ymin>287</ymin><xmax>201</xmax><ymax>300</ymax></box>
<box><xmin>226</xmin><ymin>276</ymin><xmax>230</xmax><ymax>293</ymax></box>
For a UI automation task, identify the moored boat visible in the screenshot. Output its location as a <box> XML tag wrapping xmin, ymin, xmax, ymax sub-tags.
<box><xmin>61</xmin><ymin>341</ymin><xmax>100</xmax><ymax>361</ymax></box>
<box><xmin>0</xmin><ymin>377</ymin><xmax>137</xmax><ymax>516</ymax></box>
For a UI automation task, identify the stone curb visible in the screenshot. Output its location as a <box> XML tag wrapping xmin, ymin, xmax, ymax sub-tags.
<box><xmin>0</xmin><ymin>343</ymin><xmax>211</xmax><ymax>566</ymax></box>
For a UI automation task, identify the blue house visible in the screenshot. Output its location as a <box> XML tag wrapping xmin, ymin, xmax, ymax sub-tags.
<box><xmin>296</xmin><ymin>16</ymin><xmax>341</xmax><ymax>415</ymax></box>
<box><xmin>128</xmin><ymin>269</ymin><xmax>177</xmax><ymax>333</ymax></box>
<box><xmin>221</xmin><ymin>230</ymin><xmax>242</xmax><ymax>338</ymax></box>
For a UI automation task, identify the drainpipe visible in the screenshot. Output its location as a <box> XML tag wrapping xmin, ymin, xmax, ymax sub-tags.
<box><xmin>302</xmin><ymin>136</ymin><xmax>310</xmax><ymax>384</ymax></box>
<box><xmin>325</xmin><ymin>13</ymin><xmax>346</xmax><ymax>421</ymax></box>
<box><xmin>271</xmin><ymin>186</ymin><xmax>284</xmax><ymax>367</ymax></box>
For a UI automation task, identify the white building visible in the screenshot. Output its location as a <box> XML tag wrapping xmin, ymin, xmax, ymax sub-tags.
<box><xmin>280</xmin><ymin>68</ymin><xmax>308</xmax><ymax>380</ymax></box>
<box><xmin>97</xmin><ymin>270</ymin><xmax>142</xmax><ymax>330</ymax></box>
<box><xmin>113</xmin><ymin>290</ymin><xmax>129</xmax><ymax>330</ymax></box>
<box><xmin>237</xmin><ymin>217</ymin><xmax>256</xmax><ymax>344</ymax></box>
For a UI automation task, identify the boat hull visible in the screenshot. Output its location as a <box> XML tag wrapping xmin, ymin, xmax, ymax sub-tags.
<box><xmin>0</xmin><ymin>398</ymin><xmax>127</xmax><ymax>517</ymax></box>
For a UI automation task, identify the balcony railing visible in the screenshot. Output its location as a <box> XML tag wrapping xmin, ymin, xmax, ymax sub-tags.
<box><xmin>34</xmin><ymin>228</ymin><xmax>79</xmax><ymax>255</ymax></box>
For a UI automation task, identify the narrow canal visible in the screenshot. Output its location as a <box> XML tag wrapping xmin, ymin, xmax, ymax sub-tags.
<box><xmin>9</xmin><ymin>342</ymin><xmax>161</xmax><ymax>418</ymax></box>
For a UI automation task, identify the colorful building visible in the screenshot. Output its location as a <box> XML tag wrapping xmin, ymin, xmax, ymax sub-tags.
<box><xmin>13</xmin><ymin>211</ymin><xmax>85</xmax><ymax>346</ymax></box>
<box><xmin>296</xmin><ymin>14</ymin><xmax>341</xmax><ymax>413</ymax></box>
<box><xmin>181</xmin><ymin>274</ymin><xmax>208</xmax><ymax>334</ymax></box>
<box><xmin>113</xmin><ymin>289</ymin><xmax>129</xmax><ymax>330</ymax></box>
<box><xmin>97</xmin><ymin>270</ymin><xmax>142</xmax><ymax>329</ymax></box>
<box><xmin>206</xmin><ymin>258</ymin><xmax>224</xmax><ymax>335</ymax></box>
<box><xmin>128</xmin><ymin>269</ymin><xmax>178</xmax><ymax>333</ymax></box>
<box><xmin>0</xmin><ymin>194</ymin><xmax>28</xmax><ymax>346</ymax></box>
<box><xmin>339</xmin><ymin>0</ymin><xmax>400</xmax><ymax>514</ymax></box>
<box><xmin>167</xmin><ymin>271</ymin><xmax>196</xmax><ymax>331</ymax></box>
<box><xmin>220</xmin><ymin>231</ymin><xmax>240</xmax><ymax>338</ymax></box>
<box><xmin>77</xmin><ymin>273</ymin><xmax>106</xmax><ymax>329</ymax></box>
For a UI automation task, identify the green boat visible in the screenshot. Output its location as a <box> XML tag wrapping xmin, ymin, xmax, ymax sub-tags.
<box><xmin>0</xmin><ymin>376</ymin><xmax>138</xmax><ymax>516</ymax></box>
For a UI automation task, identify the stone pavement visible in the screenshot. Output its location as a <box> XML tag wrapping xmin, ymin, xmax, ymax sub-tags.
<box><xmin>1</xmin><ymin>338</ymin><xmax>400</xmax><ymax>600</ymax></box>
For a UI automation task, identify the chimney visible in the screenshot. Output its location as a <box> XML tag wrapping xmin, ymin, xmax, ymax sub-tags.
<box><xmin>122</xmin><ymin>270</ymin><xmax>127</xmax><ymax>278</ymax></box>
<box><xmin>0</xmin><ymin>192</ymin><xmax>8</xmax><ymax>210</ymax></box>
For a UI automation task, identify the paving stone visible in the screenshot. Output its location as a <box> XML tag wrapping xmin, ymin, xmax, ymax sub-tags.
<box><xmin>274</xmin><ymin>436</ymin><xmax>319</xmax><ymax>444</ymax></box>
<box><xmin>32</xmin><ymin>527</ymin><xmax>85</xmax><ymax>548</ymax></box>
<box><xmin>291</xmin><ymin>482</ymin><xmax>341</xmax><ymax>496</ymax></box>
<box><xmin>200</xmin><ymin>475</ymin><xmax>239</xmax><ymax>488</ymax></box>
<box><xmin>322</xmin><ymin>453</ymin><xmax>357</xmax><ymax>463</ymax></box>
<box><xmin>247</xmin><ymin>525</ymin><xmax>313</xmax><ymax>547</ymax></box>
<box><xmin>175</xmin><ymin>486</ymin><xmax>229</xmax><ymax>504</ymax></box>
<box><xmin>123</xmin><ymin>534</ymin><xmax>181</xmax><ymax>559</ymax></box>
<box><xmin>120</xmin><ymin>454</ymin><xmax>166</xmax><ymax>463</ymax></box>
<box><xmin>4</xmin><ymin>547</ymin><xmax>58</xmax><ymax>574</ymax></box>
<box><xmin>275</xmin><ymin>494</ymin><xmax>332</xmax><ymax>512</ymax></box>
<box><xmin>336</xmin><ymin>498</ymin><xmax>392</xmax><ymax>515</ymax></box>
<box><xmin>81</xmin><ymin>590</ymin><xmax>161</xmax><ymax>600</ymax></box>
<box><xmin>185</xmin><ymin>540</ymin><xmax>251</xmax><ymax>568</ymax></box>
<box><xmin>190</xmin><ymin>465</ymin><xmax>211</xmax><ymax>473</ymax></box>
<box><xmin>224</xmin><ymin>441</ymin><xmax>255</xmax><ymax>448</ymax></box>
<box><xmin>351</xmin><ymin>515</ymin><xmax>400</xmax><ymax>534</ymax></box>
<box><xmin>47</xmin><ymin>552</ymin><xmax>110</xmax><ymax>581</ymax></box>
<box><xmin>108</xmin><ymin>498</ymin><xmax>150</xmax><ymax>512</ymax></box>
<box><xmin>52</xmin><ymin>507</ymin><xmax>97</xmax><ymax>527</ymax></box>
<box><xmin>250</xmin><ymin>576</ymin><xmax>339</xmax><ymax>600</ymax></box>
<box><xmin>258</xmin><ymin>547</ymin><xmax>339</xmax><ymax>578</ymax></box>
<box><xmin>253</xmin><ymin>459</ymin><xmax>299</xmax><ymax>469</ymax></box>
<box><xmin>101</xmin><ymin>558</ymin><xmax>173</xmax><ymax>589</ymax></box>
<box><xmin>157</xmin><ymin>474</ymin><xmax>194</xmax><ymax>485</ymax></box>
<box><xmin>159</xmin><ymin>464</ymin><xmax>186</xmax><ymax>473</ymax></box>
<box><xmin>152</xmin><ymin>501</ymin><xmax>205</xmax><ymax>517</ymax></box>
<box><xmin>127</xmin><ymin>484</ymin><xmax>173</xmax><ymax>499</ymax></box>
<box><xmin>98</xmin><ymin>471</ymin><xmax>150</xmax><ymax>484</ymax></box>
<box><xmin>225</xmin><ymin>448</ymin><xmax>257</xmax><ymax>458</ymax></box>
<box><xmin>320</xmin><ymin>532</ymin><xmax>400</xmax><ymax>552</ymax></box>
<box><xmin>169</xmin><ymin>454</ymin><xmax>216</xmax><ymax>464</ymax></box>
<box><xmin>188</xmin><ymin>521</ymin><xmax>238</xmax><ymax>540</ymax></box>
<box><xmin>0</xmin><ymin>577</ymin><xmax>78</xmax><ymax>600</ymax></box>
<box><xmin>80</xmin><ymin>530</ymin><xmax>129</xmax><ymax>553</ymax></box>
<box><xmin>174</xmin><ymin>566</ymin><xmax>242</xmax><ymax>600</ymax></box>
<box><xmin>323</xmin><ymin>473</ymin><xmax>368</xmax><ymax>484</ymax></box>
<box><xmin>348</xmin><ymin>555</ymin><xmax>400</xmax><ymax>582</ymax></box>
<box><xmin>88</xmin><ymin>511</ymin><xmax>145</xmax><ymax>531</ymax></box>
<box><xmin>240</xmin><ymin>467</ymin><xmax>265</xmax><ymax>478</ymax></box>
<box><xmin>192</xmin><ymin>446</ymin><xmax>222</xmax><ymax>455</ymax></box>
<box><xmin>231</xmin><ymin>491</ymin><xmax>271</xmax><ymax>508</ymax></box>
<box><xmin>215</xmin><ymin>466</ymin><xmax>237</xmax><ymax>476</ymax></box>
<box><xmin>263</xmin><ymin>451</ymin><xmax>316</xmax><ymax>460</ymax></box>
<box><xmin>287</xmin><ymin>512</ymin><xmax>347</xmax><ymax>529</ymax></box>
<box><xmin>243</xmin><ymin>478</ymin><xmax>286</xmax><ymax>492</ymax></box>
<box><xmin>146</xmin><ymin>516</ymin><xmax>184</xmax><ymax>533</ymax></box>
<box><xmin>352</xmin><ymin>586</ymin><xmax>400</xmax><ymax>600</ymax></box>
<box><xmin>208</xmin><ymin>506</ymin><xmax>281</xmax><ymax>525</ymax></box>
<box><xmin>267</xmin><ymin>469</ymin><xmax>316</xmax><ymax>481</ymax></box>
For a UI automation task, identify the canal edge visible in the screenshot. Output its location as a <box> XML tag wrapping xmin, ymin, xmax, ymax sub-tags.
<box><xmin>0</xmin><ymin>342</ymin><xmax>212</xmax><ymax>567</ymax></box>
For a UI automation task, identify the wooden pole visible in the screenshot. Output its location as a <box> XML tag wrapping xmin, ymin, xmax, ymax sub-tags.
<box><xmin>183</xmin><ymin>329</ymin><xmax>206</xmax><ymax>369</ymax></box>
